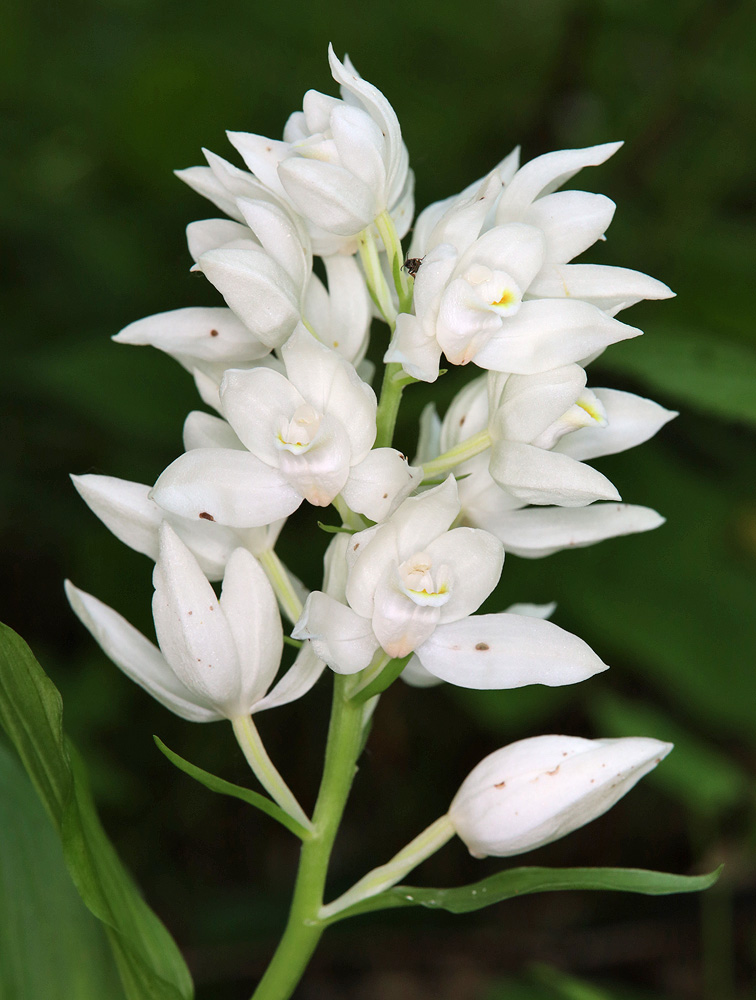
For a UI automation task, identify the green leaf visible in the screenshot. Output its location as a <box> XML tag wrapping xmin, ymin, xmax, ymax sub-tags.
<box><xmin>350</xmin><ymin>654</ymin><xmax>412</xmax><ymax>704</ymax></box>
<box><xmin>0</xmin><ymin>622</ymin><xmax>194</xmax><ymax>1000</ymax></box>
<box><xmin>154</xmin><ymin>736</ymin><xmax>311</xmax><ymax>839</ymax></box>
<box><xmin>327</xmin><ymin>865</ymin><xmax>721</xmax><ymax>922</ymax></box>
<box><xmin>0</xmin><ymin>741</ymin><xmax>125</xmax><ymax>1000</ymax></box>
<box><xmin>604</xmin><ymin>324</ymin><xmax>756</xmax><ymax>426</ymax></box>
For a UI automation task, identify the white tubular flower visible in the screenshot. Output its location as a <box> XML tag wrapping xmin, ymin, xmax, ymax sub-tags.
<box><xmin>293</xmin><ymin>478</ymin><xmax>607</xmax><ymax>690</ymax></box>
<box><xmin>151</xmin><ymin>326</ymin><xmax>417</xmax><ymax>526</ymax></box>
<box><xmin>64</xmin><ymin>524</ymin><xmax>312</xmax><ymax>721</ymax></box>
<box><xmin>388</xmin><ymin>142</ymin><xmax>673</xmax><ymax>383</ymax></box>
<box><xmin>448</xmin><ymin>735</ymin><xmax>672</xmax><ymax>858</ymax></box>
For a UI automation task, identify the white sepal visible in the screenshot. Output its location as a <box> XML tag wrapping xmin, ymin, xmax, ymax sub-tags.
<box><xmin>414</xmin><ymin>613</ymin><xmax>607</xmax><ymax>690</ymax></box>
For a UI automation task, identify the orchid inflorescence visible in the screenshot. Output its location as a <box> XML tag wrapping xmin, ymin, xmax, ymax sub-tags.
<box><xmin>66</xmin><ymin>45</ymin><xmax>681</xmax><ymax>996</ymax></box>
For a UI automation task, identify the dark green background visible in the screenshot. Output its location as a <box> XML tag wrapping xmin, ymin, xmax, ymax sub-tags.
<box><xmin>2</xmin><ymin>0</ymin><xmax>755</xmax><ymax>997</ymax></box>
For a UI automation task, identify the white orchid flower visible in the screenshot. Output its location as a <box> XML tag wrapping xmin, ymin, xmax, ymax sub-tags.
<box><xmin>388</xmin><ymin>143</ymin><xmax>673</xmax><ymax>382</ymax></box>
<box><xmin>177</xmin><ymin>47</ymin><xmax>412</xmax><ymax>256</ymax></box>
<box><xmin>423</xmin><ymin>369</ymin><xmax>675</xmax><ymax>520</ymax></box>
<box><xmin>292</xmin><ymin>478</ymin><xmax>607</xmax><ymax>690</ymax></box>
<box><xmin>65</xmin><ymin>524</ymin><xmax>321</xmax><ymax>723</ymax></box>
<box><xmin>151</xmin><ymin>326</ymin><xmax>420</xmax><ymax>527</ymax></box>
<box><xmin>448</xmin><ymin>735</ymin><xmax>672</xmax><ymax>858</ymax></box>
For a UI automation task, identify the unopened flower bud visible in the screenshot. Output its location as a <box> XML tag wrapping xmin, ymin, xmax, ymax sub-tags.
<box><xmin>448</xmin><ymin>735</ymin><xmax>672</xmax><ymax>858</ymax></box>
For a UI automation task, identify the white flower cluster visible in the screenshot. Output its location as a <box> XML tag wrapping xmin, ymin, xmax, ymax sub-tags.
<box><xmin>67</xmin><ymin>47</ymin><xmax>674</xmax><ymax>859</ymax></box>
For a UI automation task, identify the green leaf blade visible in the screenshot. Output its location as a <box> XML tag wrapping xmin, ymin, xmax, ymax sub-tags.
<box><xmin>154</xmin><ymin>735</ymin><xmax>311</xmax><ymax>839</ymax></box>
<box><xmin>0</xmin><ymin>622</ymin><xmax>195</xmax><ymax>1000</ymax></box>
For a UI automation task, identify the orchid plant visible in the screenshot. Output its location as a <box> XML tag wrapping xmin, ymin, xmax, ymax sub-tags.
<box><xmin>2</xmin><ymin>44</ymin><xmax>721</xmax><ymax>1000</ymax></box>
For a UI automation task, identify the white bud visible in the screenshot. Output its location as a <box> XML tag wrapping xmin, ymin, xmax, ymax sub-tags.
<box><xmin>448</xmin><ymin>735</ymin><xmax>672</xmax><ymax>858</ymax></box>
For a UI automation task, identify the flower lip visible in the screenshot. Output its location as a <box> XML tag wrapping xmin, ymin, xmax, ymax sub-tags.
<box><xmin>397</xmin><ymin>551</ymin><xmax>452</xmax><ymax>608</ymax></box>
<box><xmin>275</xmin><ymin>403</ymin><xmax>322</xmax><ymax>454</ymax></box>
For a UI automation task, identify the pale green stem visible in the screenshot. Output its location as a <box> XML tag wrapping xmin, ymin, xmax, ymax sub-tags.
<box><xmin>333</xmin><ymin>494</ymin><xmax>368</xmax><ymax>532</ymax></box>
<box><xmin>319</xmin><ymin>814</ymin><xmax>455</xmax><ymax>920</ymax></box>
<box><xmin>231</xmin><ymin>715</ymin><xmax>312</xmax><ymax>832</ymax></box>
<box><xmin>358</xmin><ymin>227</ymin><xmax>396</xmax><ymax>326</ymax></box>
<box><xmin>422</xmin><ymin>429</ymin><xmax>492</xmax><ymax>479</ymax></box>
<box><xmin>375</xmin><ymin>362</ymin><xmax>408</xmax><ymax>449</ymax></box>
<box><xmin>375</xmin><ymin>209</ymin><xmax>412</xmax><ymax>313</ymax></box>
<box><xmin>301</xmin><ymin>317</ymin><xmax>321</xmax><ymax>341</ymax></box>
<box><xmin>258</xmin><ymin>547</ymin><xmax>303</xmax><ymax>625</ymax></box>
<box><xmin>250</xmin><ymin>676</ymin><xmax>367</xmax><ymax>1000</ymax></box>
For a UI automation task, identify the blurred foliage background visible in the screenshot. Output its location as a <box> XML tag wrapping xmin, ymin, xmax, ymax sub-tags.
<box><xmin>1</xmin><ymin>0</ymin><xmax>755</xmax><ymax>997</ymax></box>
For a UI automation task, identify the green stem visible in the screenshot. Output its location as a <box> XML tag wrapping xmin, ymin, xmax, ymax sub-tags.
<box><xmin>250</xmin><ymin>676</ymin><xmax>367</xmax><ymax>1000</ymax></box>
<box><xmin>375</xmin><ymin>362</ymin><xmax>408</xmax><ymax>449</ymax></box>
<box><xmin>421</xmin><ymin>429</ymin><xmax>492</xmax><ymax>479</ymax></box>
<box><xmin>231</xmin><ymin>715</ymin><xmax>312</xmax><ymax>832</ymax></box>
<box><xmin>358</xmin><ymin>228</ymin><xmax>396</xmax><ymax>326</ymax></box>
<box><xmin>319</xmin><ymin>814</ymin><xmax>455</xmax><ymax>920</ymax></box>
<box><xmin>258</xmin><ymin>548</ymin><xmax>303</xmax><ymax>625</ymax></box>
<box><xmin>375</xmin><ymin>209</ymin><xmax>412</xmax><ymax>313</ymax></box>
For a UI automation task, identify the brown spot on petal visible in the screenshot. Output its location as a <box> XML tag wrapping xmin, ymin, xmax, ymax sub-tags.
<box><xmin>210</xmin><ymin>329</ymin><xmax>219</xmax><ymax>337</ymax></box>
<box><xmin>546</xmin><ymin>765</ymin><xmax>560</xmax><ymax>776</ymax></box>
<box><xmin>353</xmin><ymin>542</ymin><xmax>360</xmax><ymax>550</ymax></box>
<box><xmin>382</xmin><ymin>492</ymin><xmax>388</xmax><ymax>499</ymax></box>
<box><xmin>494</xmin><ymin>781</ymin><xmax>506</xmax><ymax>789</ymax></box>
<box><xmin>199</xmin><ymin>512</ymin><xmax>215</xmax><ymax>521</ymax></box>
<box><xmin>475</xmin><ymin>642</ymin><xmax>490</xmax><ymax>651</ymax></box>
<box><xmin>187</xmin><ymin>611</ymin><xmax>192</xmax><ymax>615</ymax></box>
<box><xmin>459</xmin><ymin>415</ymin><xmax>466</xmax><ymax>426</ymax></box>
<box><xmin>209</xmin><ymin>605</ymin><xmax>215</xmax><ymax>611</ymax></box>
<box><xmin>562</xmin><ymin>752</ymin><xmax>568</xmax><ymax>757</ymax></box>
<box><xmin>590</xmin><ymin>778</ymin><xmax>595</xmax><ymax>783</ymax></box>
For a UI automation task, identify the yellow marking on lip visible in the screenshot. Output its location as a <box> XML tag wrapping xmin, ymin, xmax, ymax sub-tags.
<box><xmin>577</xmin><ymin>399</ymin><xmax>604</xmax><ymax>423</ymax></box>
<box><xmin>491</xmin><ymin>289</ymin><xmax>516</xmax><ymax>308</ymax></box>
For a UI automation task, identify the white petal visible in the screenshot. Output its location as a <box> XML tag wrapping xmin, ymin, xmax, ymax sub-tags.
<box><xmin>496</xmin><ymin>142</ymin><xmax>623</xmax><ymax>218</ymax></box>
<box><xmin>490</xmin><ymin>441</ymin><xmax>621</xmax><ymax>507</ymax></box>
<box><xmin>340</xmin><ymin>448</ymin><xmax>422</xmax><ymax>522</ymax></box>
<box><xmin>221</xmin><ymin>366</ymin><xmax>305</xmax><ymax>464</ymax></box>
<box><xmin>426</xmin><ymin>174</ymin><xmax>502</xmax><ymax>256</ymax></box>
<box><xmin>504</xmin><ymin>602</ymin><xmax>556</xmax><ymax>618</ymax></box>
<box><xmin>457</xmin><ymin>223</ymin><xmax>546</xmax><ymax>292</ymax></box>
<box><xmin>175</xmin><ymin>165</ymin><xmax>246</xmax><ymax>222</ymax></box>
<box><xmin>424</xmin><ymin>528</ymin><xmax>504</xmax><ymax>624</ymax></box>
<box><xmin>152</xmin><ymin>524</ymin><xmax>241</xmax><ymax>712</ymax></box>
<box><xmin>65</xmin><ymin>581</ymin><xmax>220</xmax><ymax>722</ymax></box>
<box><xmin>473</xmin><ymin>299</ymin><xmax>641</xmax><ymax>375</ymax></box>
<box><xmin>71</xmin><ymin>474</ymin><xmax>162</xmax><ymax>561</ymax></box>
<box><xmin>236</xmin><ymin>198</ymin><xmax>311</xmax><ymax>293</ymax></box>
<box><xmin>198</xmin><ymin>247</ymin><xmax>301</xmax><ymax>348</ymax></box>
<box><xmin>344</xmin><ymin>479</ymin><xmax>460</xmax><ymax>620</ymax></box>
<box><xmin>114</xmin><ymin>307</ymin><xmax>269</xmax><ymax>363</ymax></box>
<box><xmin>449</xmin><ymin>735</ymin><xmax>672</xmax><ymax>857</ymax></box>
<box><xmin>416</xmin><ymin>613</ymin><xmax>608</xmax><ymax>689</ymax></box>
<box><xmin>494</xmin><ymin>365</ymin><xmax>587</xmax><ymax>444</ymax></box>
<box><xmin>292</xmin><ymin>592</ymin><xmax>379</xmax><ymax>674</ymax></box>
<box><xmin>183</xmin><ymin>411</ymin><xmax>244</xmax><ymax>451</ymax></box>
<box><xmin>282</xmin><ymin>326</ymin><xmax>377</xmax><ymax>461</ymax></box>
<box><xmin>554</xmin><ymin>389</ymin><xmax>677</xmax><ymax>461</ymax></box>
<box><xmin>528</xmin><ymin>263</ymin><xmax>674</xmax><ymax>313</ymax></box>
<box><xmin>219</xmin><ymin>548</ymin><xmax>283</xmax><ymax>710</ymax></box>
<box><xmin>186</xmin><ymin>219</ymin><xmax>255</xmax><ymax>262</ymax></box>
<box><xmin>524</xmin><ymin>191</ymin><xmax>615</xmax><ymax>263</ymax></box>
<box><xmin>328</xmin><ymin>45</ymin><xmax>403</xmax><ymax>195</ymax></box>
<box><xmin>323</xmin><ymin>532</ymin><xmax>352</xmax><ymax>602</ymax></box>
<box><xmin>487</xmin><ymin>504</ymin><xmax>665</xmax><ymax>558</ymax></box>
<box><xmin>385</xmin><ymin>312</ymin><xmax>443</xmax><ymax>383</ymax></box>
<box><xmin>226</xmin><ymin>131</ymin><xmax>290</xmax><ymax>199</ymax></box>
<box><xmin>330</xmin><ymin>103</ymin><xmax>387</xmax><ymax>195</ymax></box>
<box><xmin>278</xmin><ymin>158</ymin><xmax>375</xmax><ymax>236</ymax></box>
<box><xmin>414</xmin><ymin>403</ymin><xmax>442</xmax><ymax>465</ymax></box>
<box><xmin>318</xmin><ymin>254</ymin><xmax>371</xmax><ymax>360</ymax></box>
<box><xmin>252</xmin><ymin>642</ymin><xmax>326</xmax><ymax>713</ymax></box>
<box><xmin>401</xmin><ymin>655</ymin><xmax>445</xmax><ymax>688</ymax></box>
<box><xmin>371</xmin><ymin>578</ymin><xmax>440</xmax><ymax>658</ymax></box>
<box><xmin>152</xmin><ymin>449</ymin><xmax>302</xmax><ymax>528</ymax></box>
<box><xmin>278</xmin><ymin>415</ymin><xmax>352</xmax><ymax>506</ymax></box>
